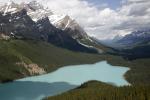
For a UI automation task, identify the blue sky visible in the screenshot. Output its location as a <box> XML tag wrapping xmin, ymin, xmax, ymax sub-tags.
<box><xmin>86</xmin><ymin>0</ymin><xmax>124</xmax><ymax>9</ymax></box>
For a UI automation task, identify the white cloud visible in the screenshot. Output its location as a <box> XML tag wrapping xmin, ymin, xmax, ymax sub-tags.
<box><xmin>1</xmin><ymin>0</ymin><xmax>150</xmax><ymax>40</ymax></box>
<box><xmin>116</xmin><ymin>0</ymin><xmax>150</xmax><ymax>31</ymax></box>
<box><xmin>40</xmin><ymin>0</ymin><xmax>126</xmax><ymax>39</ymax></box>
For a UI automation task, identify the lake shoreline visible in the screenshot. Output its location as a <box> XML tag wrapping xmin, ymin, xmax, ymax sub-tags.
<box><xmin>0</xmin><ymin>60</ymin><xmax>130</xmax><ymax>85</ymax></box>
<box><xmin>0</xmin><ymin>61</ymin><xmax>130</xmax><ymax>100</ymax></box>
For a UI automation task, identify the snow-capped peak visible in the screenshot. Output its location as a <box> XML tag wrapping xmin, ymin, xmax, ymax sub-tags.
<box><xmin>0</xmin><ymin>1</ymin><xmax>21</xmax><ymax>15</ymax></box>
<box><xmin>49</xmin><ymin>15</ymin><xmax>72</xmax><ymax>29</ymax></box>
<box><xmin>49</xmin><ymin>14</ymin><xmax>88</xmax><ymax>39</ymax></box>
<box><xmin>27</xmin><ymin>7</ymin><xmax>53</xmax><ymax>22</ymax></box>
<box><xmin>0</xmin><ymin>1</ymin><xmax>53</xmax><ymax>21</ymax></box>
<box><xmin>25</xmin><ymin>1</ymin><xmax>53</xmax><ymax>21</ymax></box>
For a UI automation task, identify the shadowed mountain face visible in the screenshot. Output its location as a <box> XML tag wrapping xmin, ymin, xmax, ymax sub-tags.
<box><xmin>111</xmin><ymin>44</ymin><xmax>150</xmax><ymax>60</ymax></box>
<box><xmin>36</xmin><ymin>17</ymin><xmax>98</xmax><ymax>53</ymax></box>
<box><xmin>0</xmin><ymin>81</ymin><xmax>76</xmax><ymax>100</ymax></box>
<box><xmin>0</xmin><ymin>9</ymin><xmax>41</xmax><ymax>39</ymax></box>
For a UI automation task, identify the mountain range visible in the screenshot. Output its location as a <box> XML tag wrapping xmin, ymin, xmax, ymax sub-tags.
<box><xmin>99</xmin><ymin>29</ymin><xmax>150</xmax><ymax>59</ymax></box>
<box><xmin>0</xmin><ymin>1</ymin><xmax>99</xmax><ymax>53</ymax></box>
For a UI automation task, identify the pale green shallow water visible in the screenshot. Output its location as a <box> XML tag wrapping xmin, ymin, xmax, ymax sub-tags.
<box><xmin>0</xmin><ymin>61</ymin><xmax>129</xmax><ymax>100</ymax></box>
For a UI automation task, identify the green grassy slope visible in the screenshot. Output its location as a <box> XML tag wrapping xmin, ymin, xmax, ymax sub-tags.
<box><xmin>45</xmin><ymin>81</ymin><xmax>150</xmax><ymax>100</ymax></box>
<box><xmin>0</xmin><ymin>39</ymin><xmax>102</xmax><ymax>82</ymax></box>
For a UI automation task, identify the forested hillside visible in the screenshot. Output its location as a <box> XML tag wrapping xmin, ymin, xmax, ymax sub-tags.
<box><xmin>45</xmin><ymin>81</ymin><xmax>150</xmax><ymax>100</ymax></box>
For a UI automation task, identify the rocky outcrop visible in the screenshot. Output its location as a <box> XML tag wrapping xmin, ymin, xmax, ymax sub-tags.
<box><xmin>0</xmin><ymin>33</ymin><xmax>10</xmax><ymax>40</ymax></box>
<box><xmin>16</xmin><ymin>62</ymin><xmax>46</xmax><ymax>75</ymax></box>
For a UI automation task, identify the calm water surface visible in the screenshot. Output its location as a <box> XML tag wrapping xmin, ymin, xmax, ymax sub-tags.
<box><xmin>0</xmin><ymin>61</ymin><xmax>129</xmax><ymax>100</ymax></box>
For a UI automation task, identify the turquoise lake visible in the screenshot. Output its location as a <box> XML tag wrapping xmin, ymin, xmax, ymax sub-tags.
<box><xmin>0</xmin><ymin>61</ymin><xmax>130</xmax><ymax>100</ymax></box>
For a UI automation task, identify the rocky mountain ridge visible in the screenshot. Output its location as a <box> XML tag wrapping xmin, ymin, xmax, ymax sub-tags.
<box><xmin>0</xmin><ymin>1</ymin><xmax>98</xmax><ymax>53</ymax></box>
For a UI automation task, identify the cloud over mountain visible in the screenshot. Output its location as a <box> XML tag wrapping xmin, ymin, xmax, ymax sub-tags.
<box><xmin>1</xmin><ymin>0</ymin><xmax>150</xmax><ymax>40</ymax></box>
